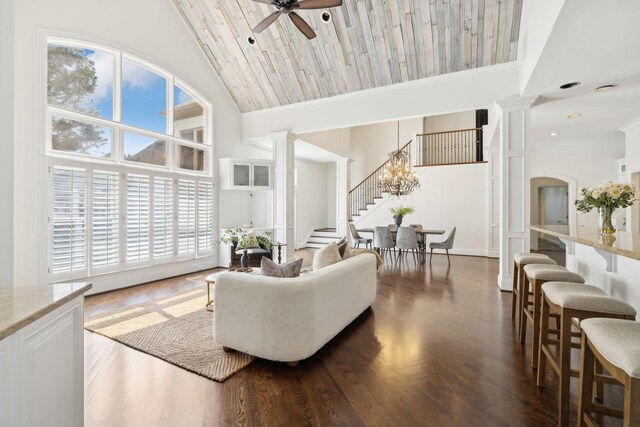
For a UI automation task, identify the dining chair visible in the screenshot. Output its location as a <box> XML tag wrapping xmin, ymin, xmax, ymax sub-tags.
<box><xmin>429</xmin><ymin>227</ymin><xmax>456</xmax><ymax>265</ymax></box>
<box><xmin>396</xmin><ymin>226</ymin><xmax>419</xmax><ymax>263</ymax></box>
<box><xmin>374</xmin><ymin>226</ymin><xmax>396</xmax><ymax>261</ymax></box>
<box><xmin>348</xmin><ymin>223</ymin><xmax>372</xmax><ymax>248</ymax></box>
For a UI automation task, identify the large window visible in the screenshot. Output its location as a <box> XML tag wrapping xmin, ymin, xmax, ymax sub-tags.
<box><xmin>46</xmin><ymin>39</ymin><xmax>214</xmax><ymax>281</ymax></box>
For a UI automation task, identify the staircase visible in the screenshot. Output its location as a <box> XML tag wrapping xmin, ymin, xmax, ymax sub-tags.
<box><xmin>349</xmin><ymin>127</ymin><xmax>484</xmax><ymax>222</ymax></box>
<box><xmin>349</xmin><ymin>141</ymin><xmax>412</xmax><ymax>221</ymax></box>
<box><xmin>304</xmin><ymin>228</ymin><xmax>342</xmax><ymax>249</ymax></box>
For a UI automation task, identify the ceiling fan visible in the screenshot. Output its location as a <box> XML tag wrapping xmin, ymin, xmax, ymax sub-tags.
<box><xmin>251</xmin><ymin>0</ymin><xmax>343</xmax><ymax>40</ymax></box>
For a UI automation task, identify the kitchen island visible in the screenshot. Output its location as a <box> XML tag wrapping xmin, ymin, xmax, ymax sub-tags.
<box><xmin>530</xmin><ymin>224</ymin><xmax>640</xmax><ymax>313</ymax></box>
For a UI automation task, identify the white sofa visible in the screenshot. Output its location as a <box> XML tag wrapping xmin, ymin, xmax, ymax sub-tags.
<box><xmin>214</xmin><ymin>253</ymin><xmax>377</xmax><ymax>363</ymax></box>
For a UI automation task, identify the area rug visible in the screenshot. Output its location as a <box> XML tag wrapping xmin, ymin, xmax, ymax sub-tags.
<box><xmin>84</xmin><ymin>288</ymin><xmax>254</xmax><ymax>382</ymax></box>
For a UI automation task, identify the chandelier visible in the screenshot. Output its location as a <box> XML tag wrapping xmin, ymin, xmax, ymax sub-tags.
<box><xmin>377</xmin><ymin>121</ymin><xmax>420</xmax><ymax>197</ymax></box>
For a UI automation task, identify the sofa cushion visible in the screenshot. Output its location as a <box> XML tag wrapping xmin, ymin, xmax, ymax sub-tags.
<box><xmin>337</xmin><ymin>239</ymin><xmax>352</xmax><ymax>259</ymax></box>
<box><xmin>239</xmin><ymin>229</ymin><xmax>261</xmax><ymax>248</ymax></box>
<box><xmin>313</xmin><ymin>242</ymin><xmax>342</xmax><ymax>270</ymax></box>
<box><xmin>261</xmin><ymin>257</ymin><xmax>303</xmax><ymax>278</ymax></box>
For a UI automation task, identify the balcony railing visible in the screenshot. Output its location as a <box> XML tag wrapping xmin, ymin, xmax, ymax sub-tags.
<box><xmin>416</xmin><ymin>128</ymin><xmax>484</xmax><ymax>167</ymax></box>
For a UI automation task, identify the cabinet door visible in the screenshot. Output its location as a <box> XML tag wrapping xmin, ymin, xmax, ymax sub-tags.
<box><xmin>232</xmin><ymin>163</ymin><xmax>251</xmax><ymax>189</ymax></box>
<box><xmin>0</xmin><ymin>337</ymin><xmax>12</xmax><ymax>427</ymax></box>
<box><xmin>252</xmin><ymin>164</ymin><xmax>271</xmax><ymax>189</ymax></box>
<box><xmin>16</xmin><ymin>298</ymin><xmax>84</xmax><ymax>427</ymax></box>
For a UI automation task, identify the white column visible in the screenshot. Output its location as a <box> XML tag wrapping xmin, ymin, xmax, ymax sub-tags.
<box><xmin>497</xmin><ymin>97</ymin><xmax>536</xmax><ymax>290</ymax></box>
<box><xmin>335</xmin><ymin>158</ymin><xmax>351</xmax><ymax>238</ymax></box>
<box><xmin>0</xmin><ymin>0</ymin><xmax>14</xmax><ymax>286</ymax></box>
<box><xmin>272</xmin><ymin>131</ymin><xmax>295</xmax><ymax>262</ymax></box>
<box><xmin>486</xmin><ymin>145</ymin><xmax>500</xmax><ymax>258</ymax></box>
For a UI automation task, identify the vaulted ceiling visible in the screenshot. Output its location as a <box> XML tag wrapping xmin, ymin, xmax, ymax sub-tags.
<box><xmin>173</xmin><ymin>0</ymin><xmax>523</xmax><ymax>113</ymax></box>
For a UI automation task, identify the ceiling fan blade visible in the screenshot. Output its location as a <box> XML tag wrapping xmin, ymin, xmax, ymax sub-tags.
<box><xmin>252</xmin><ymin>11</ymin><xmax>282</xmax><ymax>33</ymax></box>
<box><xmin>289</xmin><ymin>12</ymin><xmax>316</xmax><ymax>39</ymax></box>
<box><xmin>252</xmin><ymin>0</ymin><xmax>275</xmax><ymax>4</ymax></box>
<box><xmin>296</xmin><ymin>0</ymin><xmax>342</xmax><ymax>10</ymax></box>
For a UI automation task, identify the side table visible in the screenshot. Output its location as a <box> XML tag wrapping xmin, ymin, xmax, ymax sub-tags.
<box><xmin>204</xmin><ymin>273</ymin><xmax>216</xmax><ymax>311</ymax></box>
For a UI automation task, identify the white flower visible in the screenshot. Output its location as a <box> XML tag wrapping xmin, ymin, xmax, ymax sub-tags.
<box><xmin>609</xmin><ymin>187</ymin><xmax>622</xmax><ymax>199</ymax></box>
<box><xmin>623</xmin><ymin>183</ymin><xmax>634</xmax><ymax>193</ymax></box>
<box><xmin>592</xmin><ymin>189</ymin><xmax>602</xmax><ymax>198</ymax></box>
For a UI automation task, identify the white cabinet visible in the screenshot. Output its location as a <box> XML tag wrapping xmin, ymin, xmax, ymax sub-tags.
<box><xmin>219</xmin><ymin>159</ymin><xmax>272</xmax><ymax>190</ymax></box>
<box><xmin>1</xmin><ymin>295</ymin><xmax>85</xmax><ymax>427</ymax></box>
<box><xmin>0</xmin><ymin>338</ymin><xmax>12</xmax><ymax>427</ymax></box>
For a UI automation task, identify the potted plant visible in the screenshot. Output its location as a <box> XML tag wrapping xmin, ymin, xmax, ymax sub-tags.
<box><xmin>389</xmin><ymin>205</ymin><xmax>415</xmax><ymax>227</ymax></box>
<box><xmin>217</xmin><ymin>228</ymin><xmax>273</xmax><ymax>268</ymax></box>
<box><xmin>575</xmin><ymin>181</ymin><xmax>636</xmax><ymax>234</ymax></box>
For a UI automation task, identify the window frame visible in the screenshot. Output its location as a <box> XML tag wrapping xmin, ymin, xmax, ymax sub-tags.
<box><xmin>44</xmin><ymin>37</ymin><xmax>216</xmax><ymax>284</ymax></box>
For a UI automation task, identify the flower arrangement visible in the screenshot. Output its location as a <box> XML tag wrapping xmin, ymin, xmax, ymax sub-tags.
<box><xmin>576</xmin><ymin>181</ymin><xmax>636</xmax><ymax>234</ymax></box>
<box><xmin>217</xmin><ymin>228</ymin><xmax>273</xmax><ymax>250</ymax></box>
<box><xmin>575</xmin><ymin>181</ymin><xmax>636</xmax><ymax>212</ymax></box>
<box><xmin>389</xmin><ymin>205</ymin><xmax>415</xmax><ymax>217</ymax></box>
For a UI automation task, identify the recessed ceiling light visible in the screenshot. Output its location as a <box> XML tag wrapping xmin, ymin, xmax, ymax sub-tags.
<box><xmin>550</xmin><ymin>132</ymin><xmax>559</xmax><ymax>136</ymax></box>
<box><xmin>247</xmin><ymin>36</ymin><xmax>256</xmax><ymax>46</ymax></box>
<box><xmin>568</xmin><ymin>113</ymin><xmax>582</xmax><ymax>119</ymax></box>
<box><xmin>560</xmin><ymin>82</ymin><xmax>581</xmax><ymax>89</ymax></box>
<box><xmin>321</xmin><ymin>11</ymin><xmax>332</xmax><ymax>23</ymax></box>
<box><xmin>596</xmin><ymin>84</ymin><xmax>617</xmax><ymax>92</ymax></box>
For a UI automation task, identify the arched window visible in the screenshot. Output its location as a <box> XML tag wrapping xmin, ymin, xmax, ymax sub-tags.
<box><xmin>45</xmin><ymin>38</ymin><xmax>214</xmax><ymax>281</ymax></box>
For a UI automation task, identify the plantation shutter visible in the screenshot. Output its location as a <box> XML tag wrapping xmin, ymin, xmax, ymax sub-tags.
<box><xmin>153</xmin><ymin>177</ymin><xmax>173</xmax><ymax>258</ymax></box>
<box><xmin>91</xmin><ymin>170</ymin><xmax>119</xmax><ymax>268</ymax></box>
<box><xmin>197</xmin><ymin>181</ymin><xmax>214</xmax><ymax>254</ymax></box>
<box><xmin>178</xmin><ymin>179</ymin><xmax>196</xmax><ymax>255</ymax></box>
<box><xmin>51</xmin><ymin>166</ymin><xmax>87</xmax><ymax>274</ymax></box>
<box><xmin>126</xmin><ymin>174</ymin><xmax>150</xmax><ymax>263</ymax></box>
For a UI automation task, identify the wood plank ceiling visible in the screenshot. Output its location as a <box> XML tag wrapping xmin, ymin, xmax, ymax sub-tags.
<box><xmin>172</xmin><ymin>0</ymin><xmax>523</xmax><ymax>113</ymax></box>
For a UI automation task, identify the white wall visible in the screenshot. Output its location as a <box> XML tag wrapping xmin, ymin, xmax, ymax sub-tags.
<box><xmin>349</xmin><ymin>117</ymin><xmax>423</xmax><ymax>186</ymax></box>
<box><xmin>296</xmin><ymin>128</ymin><xmax>351</xmax><ymax>158</ymax></box>
<box><xmin>423</xmin><ymin>111</ymin><xmax>476</xmax><ymax>133</ymax></box>
<box><xmin>518</xmin><ymin>0</ymin><xmax>566</xmax><ymax>94</ymax></box>
<box><xmin>242</xmin><ymin>62</ymin><xmax>520</xmax><ymax>138</ymax></box>
<box><xmin>529</xmin><ymin>140</ymin><xmax>625</xmax><ymax>229</ymax></box>
<box><xmin>0</xmin><ymin>0</ymin><xmax>15</xmax><ymax>286</ymax></box>
<box><xmin>295</xmin><ymin>159</ymin><xmax>331</xmax><ymax>247</ymax></box>
<box><xmin>12</xmin><ymin>0</ymin><xmax>243</xmax><ymax>286</ymax></box>
<box><xmin>623</xmin><ymin>120</ymin><xmax>640</xmax><ymax>174</ymax></box>
<box><xmin>354</xmin><ymin>163</ymin><xmax>489</xmax><ymax>257</ymax></box>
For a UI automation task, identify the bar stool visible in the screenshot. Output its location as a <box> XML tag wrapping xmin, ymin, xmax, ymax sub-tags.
<box><xmin>512</xmin><ymin>253</ymin><xmax>557</xmax><ymax>333</ymax></box>
<box><xmin>537</xmin><ymin>282</ymin><xmax>637</xmax><ymax>426</ymax></box>
<box><xmin>521</xmin><ymin>264</ymin><xmax>584</xmax><ymax>369</ymax></box>
<box><xmin>578</xmin><ymin>318</ymin><xmax>640</xmax><ymax>427</ymax></box>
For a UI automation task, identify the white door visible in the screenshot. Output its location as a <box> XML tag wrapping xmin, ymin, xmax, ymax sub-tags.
<box><xmin>541</xmin><ymin>186</ymin><xmax>568</xmax><ymax>225</ymax></box>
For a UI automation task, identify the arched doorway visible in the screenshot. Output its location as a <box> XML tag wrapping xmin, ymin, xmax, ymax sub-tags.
<box><xmin>530</xmin><ymin>176</ymin><xmax>572</xmax><ymax>266</ymax></box>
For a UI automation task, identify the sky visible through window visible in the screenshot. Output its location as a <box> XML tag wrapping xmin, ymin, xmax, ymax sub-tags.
<box><xmin>49</xmin><ymin>44</ymin><xmax>203</xmax><ymax>158</ymax></box>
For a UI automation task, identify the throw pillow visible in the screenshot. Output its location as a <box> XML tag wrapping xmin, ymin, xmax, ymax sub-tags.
<box><xmin>342</xmin><ymin>243</ymin><xmax>353</xmax><ymax>260</ymax></box>
<box><xmin>313</xmin><ymin>242</ymin><xmax>342</xmax><ymax>270</ymax></box>
<box><xmin>337</xmin><ymin>240</ymin><xmax>353</xmax><ymax>259</ymax></box>
<box><xmin>261</xmin><ymin>257</ymin><xmax>303</xmax><ymax>278</ymax></box>
<box><xmin>239</xmin><ymin>229</ymin><xmax>261</xmax><ymax>249</ymax></box>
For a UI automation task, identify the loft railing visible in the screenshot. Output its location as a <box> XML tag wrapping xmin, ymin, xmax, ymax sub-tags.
<box><xmin>348</xmin><ymin>140</ymin><xmax>411</xmax><ymax>221</ymax></box>
<box><xmin>416</xmin><ymin>127</ymin><xmax>484</xmax><ymax>166</ymax></box>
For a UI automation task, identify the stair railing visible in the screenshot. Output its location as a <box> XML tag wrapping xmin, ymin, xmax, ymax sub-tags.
<box><xmin>416</xmin><ymin>127</ymin><xmax>484</xmax><ymax>166</ymax></box>
<box><xmin>348</xmin><ymin>140</ymin><xmax>411</xmax><ymax>221</ymax></box>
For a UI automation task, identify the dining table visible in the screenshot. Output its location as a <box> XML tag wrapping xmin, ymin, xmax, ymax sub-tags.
<box><xmin>356</xmin><ymin>228</ymin><xmax>445</xmax><ymax>264</ymax></box>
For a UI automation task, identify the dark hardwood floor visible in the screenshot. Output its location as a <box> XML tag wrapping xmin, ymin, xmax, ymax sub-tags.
<box><xmin>84</xmin><ymin>250</ymin><xmax>623</xmax><ymax>426</ymax></box>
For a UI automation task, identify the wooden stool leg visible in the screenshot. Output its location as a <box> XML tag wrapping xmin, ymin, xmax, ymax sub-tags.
<box><xmin>537</xmin><ymin>295</ymin><xmax>550</xmax><ymax>387</ymax></box>
<box><xmin>512</xmin><ymin>262</ymin><xmax>518</xmax><ymax>319</ymax></box>
<box><xmin>558</xmin><ymin>309</ymin><xmax>573</xmax><ymax>427</ymax></box>
<box><xmin>532</xmin><ymin>279</ymin><xmax>543</xmax><ymax>369</ymax></box>
<box><xmin>625</xmin><ymin>378</ymin><xmax>640</xmax><ymax>427</ymax></box>
<box><xmin>578</xmin><ymin>334</ymin><xmax>595</xmax><ymax>427</ymax></box>
<box><xmin>595</xmin><ymin>359</ymin><xmax>604</xmax><ymax>402</ymax></box>
<box><xmin>520</xmin><ymin>276</ymin><xmax>529</xmax><ymax>344</ymax></box>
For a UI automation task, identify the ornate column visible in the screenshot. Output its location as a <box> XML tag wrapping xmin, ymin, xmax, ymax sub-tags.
<box><xmin>271</xmin><ymin>131</ymin><xmax>295</xmax><ymax>262</ymax></box>
<box><xmin>335</xmin><ymin>158</ymin><xmax>351</xmax><ymax>238</ymax></box>
<box><xmin>497</xmin><ymin>97</ymin><xmax>536</xmax><ymax>290</ymax></box>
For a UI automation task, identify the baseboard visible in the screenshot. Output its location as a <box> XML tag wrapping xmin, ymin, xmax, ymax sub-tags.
<box><xmin>497</xmin><ymin>274</ymin><xmax>513</xmax><ymax>291</ymax></box>
<box><xmin>86</xmin><ymin>256</ymin><xmax>219</xmax><ymax>295</ymax></box>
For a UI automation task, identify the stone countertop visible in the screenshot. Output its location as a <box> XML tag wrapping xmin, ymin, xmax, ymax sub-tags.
<box><xmin>530</xmin><ymin>225</ymin><xmax>640</xmax><ymax>261</ymax></box>
<box><xmin>0</xmin><ymin>282</ymin><xmax>92</xmax><ymax>341</ymax></box>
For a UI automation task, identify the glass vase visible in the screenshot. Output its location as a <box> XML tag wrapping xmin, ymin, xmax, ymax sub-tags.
<box><xmin>597</xmin><ymin>207</ymin><xmax>616</xmax><ymax>235</ymax></box>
